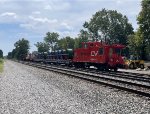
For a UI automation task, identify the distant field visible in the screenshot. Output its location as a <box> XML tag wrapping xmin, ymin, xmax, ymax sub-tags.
<box><xmin>0</xmin><ymin>59</ymin><xmax>4</xmax><ymax>72</ymax></box>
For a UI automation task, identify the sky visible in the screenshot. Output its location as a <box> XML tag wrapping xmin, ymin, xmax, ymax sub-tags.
<box><xmin>0</xmin><ymin>0</ymin><xmax>141</xmax><ymax>56</ymax></box>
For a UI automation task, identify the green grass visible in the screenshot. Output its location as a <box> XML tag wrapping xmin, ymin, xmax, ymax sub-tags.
<box><xmin>0</xmin><ymin>59</ymin><xmax>4</xmax><ymax>73</ymax></box>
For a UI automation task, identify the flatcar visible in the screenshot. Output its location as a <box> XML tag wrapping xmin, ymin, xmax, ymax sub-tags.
<box><xmin>26</xmin><ymin>52</ymin><xmax>45</xmax><ymax>62</ymax></box>
<box><xmin>44</xmin><ymin>49</ymin><xmax>73</xmax><ymax>65</ymax></box>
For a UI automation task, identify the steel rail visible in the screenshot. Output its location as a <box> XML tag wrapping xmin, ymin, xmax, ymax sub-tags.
<box><xmin>17</xmin><ymin>61</ymin><xmax>150</xmax><ymax>98</ymax></box>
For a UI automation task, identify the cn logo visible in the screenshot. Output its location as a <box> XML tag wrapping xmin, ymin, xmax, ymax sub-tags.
<box><xmin>91</xmin><ymin>51</ymin><xmax>98</xmax><ymax>56</ymax></box>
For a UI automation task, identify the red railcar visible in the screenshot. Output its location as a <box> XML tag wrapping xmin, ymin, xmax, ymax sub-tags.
<box><xmin>73</xmin><ymin>41</ymin><xmax>125</xmax><ymax>71</ymax></box>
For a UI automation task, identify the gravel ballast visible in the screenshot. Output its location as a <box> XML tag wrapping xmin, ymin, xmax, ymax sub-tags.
<box><xmin>0</xmin><ymin>60</ymin><xmax>149</xmax><ymax>114</ymax></box>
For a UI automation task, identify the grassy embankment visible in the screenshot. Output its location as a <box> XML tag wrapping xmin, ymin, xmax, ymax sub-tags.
<box><xmin>0</xmin><ymin>59</ymin><xmax>4</xmax><ymax>72</ymax></box>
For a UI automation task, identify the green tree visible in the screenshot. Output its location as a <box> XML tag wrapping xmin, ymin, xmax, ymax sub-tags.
<box><xmin>0</xmin><ymin>49</ymin><xmax>3</xmax><ymax>58</ymax></box>
<box><xmin>11</xmin><ymin>49</ymin><xmax>17</xmax><ymax>59</ymax></box>
<box><xmin>7</xmin><ymin>52</ymin><xmax>12</xmax><ymax>59</ymax></box>
<box><xmin>84</xmin><ymin>8</ymin><xmax>133</xmax><ymax>44</ymax></box>
<box><xmin>73</xmin><ymin>30</ymin><xmax>89</xmax><ymax>49</ymax></box>
<box><xmin>44</xmin><ymin>32</ymin><xmax>59</xmax><ymax>51</ymax></box>
<box><xmin>137</xmin><ymin>0</ymin><xmax>150</xmax><ymax>59</ymax></box>
<box><xmin>74</xmin><ymin>37</ymin><xmax>82</xmax><ymax>49</ymax></box>
<box><xmin>35</xmin><ymin>42</ymin><xmax>49</xmax><ymax>53</ymax></box>
<box><xmin>127</xmin><ymin>30</ymin><xmax>144</xmax><ymax>57</ymax></box>
<box><xmin>14</xmin><ymin>38</ymin><xmax>30</xmax><ymax>60</ymax></box>
<box><xmin>58</xmin><ymin>36</ymin><xmax>75</xmax><ymax>49</ymax></box>
<box><xmin>79</xmin><ymin>29</ymin><xmax>89</xmax><ymax>42</ymax></box>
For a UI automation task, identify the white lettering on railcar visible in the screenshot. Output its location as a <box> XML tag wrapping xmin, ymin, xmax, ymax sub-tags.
<box><xmin>91</xmin><ymin>51</ymin><xmax>98</xmax><ymax>56</ymax></box>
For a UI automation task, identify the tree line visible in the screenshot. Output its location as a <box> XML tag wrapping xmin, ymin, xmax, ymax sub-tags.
<box><xmin>0</xmin><ymin>49</ymin><xmax>3</xmax><ymax>58</ymax></box>
<box><xmin>7</xmin><ymin>0</ymin><xmax>150</xmax><ymax>60</ymax></box>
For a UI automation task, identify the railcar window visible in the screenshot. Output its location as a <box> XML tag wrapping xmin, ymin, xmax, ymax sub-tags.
<box><xmin>99</xmin><ymin>48</ymin><xmax>103</xmax><ymax>55</ymax></box>
<box><xmin>109</xmin><ymin>48</ymin><xmax>113</xmax><ymax>57</ymax></box>
<box><xmin>90</xmin><ymin>43</ymin><xmax>94</xmax><ymax>47</ymax></box>
<box><xmin>115</xmin><ymin>48</ymin><xmax>121</xmax><ymax>55</ymax></box>
<box><xmin>121</xmin><ymin>48</ymin><xmax>129</xmax><ymax>57</ymax></box>
<box><xmin>84</xmin><ymin>43</ymin><xmax>88</xmax><ymax>48</ymax></box>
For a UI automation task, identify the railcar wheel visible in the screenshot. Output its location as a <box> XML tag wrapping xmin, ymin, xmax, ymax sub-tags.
<box><xmin>74</xmin><ymin>63</ymin><xmax>81</xmax><ymax>68</ymax></box>
<box><xmin>140</xmin><ymin>64</ymin><xmax>144</xmax><ymax>69</ymax></box>
<box><xmin>98</xmin><ymin>67</ymin><xmax>104</xmax><ymax>71</ymax></box>
<box><xmin>129</xmin><ymin>63</ymin><xmax>134</xmax><ymax>69</ymax></box>
<box><xmin>104</xmin><ymin>67</ymin><xmax>109</xmax><ymax>71</ymax></box>
<box><xmin>104</xmin><ymin>65</ymin><xmax>109</xmax><ymax>71</ymax></box>
<box><xmin>84</xmin><ymin>63</ymin><xmax>90</xmax><ymax>68</ymax></box>
<box><xmin>114</xmin><ymin>67</ymin><xmax>118</xmax><ymax>72</ymax></box>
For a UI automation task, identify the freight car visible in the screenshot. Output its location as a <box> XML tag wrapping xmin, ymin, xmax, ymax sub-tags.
<box><xmin>26</xmin><ymin>52</ymin><xmax>45</xmax><ymax>62</ymax></box>
<box><xmin>25</xmin><ymin>41</ymin><xmax>125</xmax><ymax>71</ymax></box>
<box><xmin>73</xmin><ymin>41</ymin><xmax>125</xmax><ymax>71</ymax></box>
<box><xmin>44</xmin><ymin>49</ymin><xmax>73</xmax><ymax>65</ymax></box>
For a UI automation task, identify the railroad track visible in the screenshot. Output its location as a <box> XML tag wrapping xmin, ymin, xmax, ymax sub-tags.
<box><xmin>17</xmin><ymin>61</ymin><xmax>150</xmax><ymax>98</ymax></box>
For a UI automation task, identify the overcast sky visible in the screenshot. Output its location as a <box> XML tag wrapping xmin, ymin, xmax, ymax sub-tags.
<box><xmin>0</xmin><ymin>0</ymin><xmax>141</xmax><ymax>55</ymax></box>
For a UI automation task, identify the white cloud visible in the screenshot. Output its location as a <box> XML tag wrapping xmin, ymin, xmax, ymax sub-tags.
<box><xmin>0</xmin><ymin>0</ymin><xmax>7</xmax><ymax>4</ymax></box>
<box><xmin>44</xmin><ymin>2</ymin><xmax>70</xmax><ymax>11</ymax></box>
<box><xmin>20</xmin><ymin>23</ymin><xmax>35</xmax><ymax>29</ymax></box>
<box><xmin>44</xmin><ymin>5</ymin><xmax>52</xmax><ymax>10</ymax></box>
<box><xmin>116</xmin><ymin>0</ymin><xmax>122</xmax><ymax>4</ymax></box>
<box><xmin>59</xmin><ymin>31</ymin><xmax>77</xmax><ymax>37</ymax></box>
<box><xmin>19</xmin><ymin>16</ymin><xmax>59</xmax><ymax>33</ymax></box>
<box><xmin>0</xmin><ymin>12</ymin><xmax>17</xmax><ymax>18</ymax></box>
<box><xmin>32</xmin><ymin>11</ymin><xmax>41</xmax><ymax>15</ymax></box>
<box><xmin>61</xmin><ymin>22</ymin><xmax>73</xmax><ymax>30</ymax></box>
<box><xmin>29</xmin><ymin>16</ymin><xmax>58</xmax><ymax>24</ymax></box>
<box><xmin>0</xmin><ymin>12</ymin><xmax>19</xmax><ymax>23</ymax></box>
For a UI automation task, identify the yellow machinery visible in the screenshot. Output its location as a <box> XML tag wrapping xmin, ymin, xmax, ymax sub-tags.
<box><xmin>125</xmin><ymin>55</ymin><xmax>145</xmax><ymax>69</ymax></box>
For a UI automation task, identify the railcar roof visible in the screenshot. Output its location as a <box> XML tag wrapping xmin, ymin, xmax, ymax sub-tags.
<box><xmin>82</xmin><ymin>41</ymin><xmax>125</xmax><ymax>48</ymax></box>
